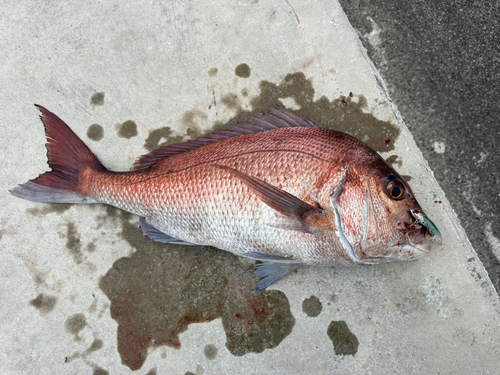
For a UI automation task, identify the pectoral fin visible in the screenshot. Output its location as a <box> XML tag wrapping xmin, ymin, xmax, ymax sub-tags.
<box><xmin>216</xmin><ymin>165</ymin><xmax>323</xmax><ymax>233</ymax></box>
<box><xmin>139</xmin><ymin>217</ymin><xmax>198</xmax><ymax>245</ymax></box>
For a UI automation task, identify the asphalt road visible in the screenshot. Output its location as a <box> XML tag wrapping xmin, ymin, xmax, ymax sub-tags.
<box><xmin>339</xmin><ymin>0</ymin><xmax>500</xmax><ymax>294</ymax></box>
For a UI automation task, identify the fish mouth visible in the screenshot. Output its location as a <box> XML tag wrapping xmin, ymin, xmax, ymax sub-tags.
<box><xmin>401</xmin><ymin>209</ymin><xmax>441</xmax><ymax>259</ymax></box>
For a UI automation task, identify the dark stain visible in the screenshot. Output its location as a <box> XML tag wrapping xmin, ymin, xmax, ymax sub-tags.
<box><xmin>402</xmin><ymin>175</ymin><xmax>412</xmax><ymax>182</ymax></box>
<box><xmin>182</xmin><ymin>110</ymin><xmax>207</xmax><ymax>135</ymax></box>
<box><xmin>87</xmin><ymin>124</ymin><xmax>104</xmax><ymax>141</ymax></box>
<box><xmin>203</xmin><ymin>344</ymin><xmax>217</xmax><ymax>360</ymax></box>
<box><xmin>65</xmin><ymin>313</ymin><xmax>87</xmax><ymax>341</ymax></box>
<box><xmin>99</xmin><ymin>209</ymin><xmax>294</xmax><ymax>371</ymax></box>
<box><xmin>117</xmin><ymin>120</ymin><xmax>138</xmax><ymax>139</ymax></box>
<box><xmin>386</xmin><ymin>154</ymin><xmax>403</xmax><ymax>168</ymax></box>
<box><xmin>221</xmin><ymin>94</ymin><xmax>241</xmax><ymax>111</ymax></box>
<box><xmin>143</xmin><ymin>72</ymin><xmax>400</xmax><ymax>154</ymax></box>
<box><xmin>302</xmin><ymin>295</ymin><xmax>322</xmax><ymax>317</ymax></box>
<box><xmin>235</xmin><ymin>63</ymin><xmax>251</xmax><ymax>78</ymax></box>
<box><xmin>92</xmin><ymin>367</ymin><xmax>109</xmax><ymax>375</ymax></box>
<box><xmin>66</xmin><ymin>222</ymin><xmax>83</xmax><ymax>264</ymax></box>
<box><xmin>327</xmin><ymin>320</ymin><xmax>359</xmax><ymax>356</ymax></box>
<box><xmin>385</xmin><ymin>154</ymin><xmax>398</xmax><ymax>164</ymax></box>
<box><xmin>185</xmin><ymin>372</ymin><xmax>195</xmax><ymax>375</ymax></box>
<box><xmin>86</xmin><ymin>242</ymin><xmax>96</xmax><ymax>253</ymax></box>
<box><xmin>145</xmin><ymin>368</ymin><xmax>157</xmax><ymax>375</ymax></box>
<box><xmin>241</xmin><ymin>88</ymin><xmax>249</xmax><ymax>97</ymax></box>
<box><xmin>237</xmin><ymin>72</ymin><xmax>400</xmax><ymax>152</ymax></box>
<box><xmin>29</xmin><ymin>293</ymin><xmax>57</xmax><ymax>314</ymax></box>
<box><xmin>90</xmin><ymin>92</ymin><xmax>105</xmax><ymax>106</ymax></box>
<box><xmin>27</xmin><ymin>204</ymin><xmax>71</xmax><ymax>216</ymax></box>
<box><xmin>143</xmin><ymin>127</ymin><xmax>184</xmax><ymax>152</ymax></box>
<box><xmin>208</xmin><ymin>67</ymin><xmax>218</xmax><ymax>77</ymax></box>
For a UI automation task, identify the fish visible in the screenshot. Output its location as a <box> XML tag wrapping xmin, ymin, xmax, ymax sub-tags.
<box><xmin>9</xmin><ymin>105</ymin><xmax>440</xmax><ymax>292</ymax></box>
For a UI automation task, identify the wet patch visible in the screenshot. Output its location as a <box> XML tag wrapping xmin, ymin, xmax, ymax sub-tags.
<box><xmin>65</xmin><ymin>313</ymin><xmax>87</xmax><ymax>341</ymax></box>
<box><xmin>90</xmin><ymin>92</ymin><xmax>105</xmax><ymax>106</ymax></box>
<box><xmin>208</xmin><ymin>67</ymin><xmax>218</xmax><ymax>77</ymax></box>
<box><xmin>29</xmin><ymin>293</ymin><xmax>57</xmax><ymax>314</ymax></box>
<box><xmin>182</xmin><ymin>110</ymin><xmax>207</xmax><ymax>135</ymax></box>
<box><xmin>27</xmin><ymin>204</ymin><xmax>71</xmax><ymax>216</ymax></box>
<box><xmin>143</xmin><ymin>127</ymin><xmax>184</xmax><ymax>152</ymax></box>
<box><xmin>235</xmin><ymin>63</ymin><xmax>251</xmax><ymax>78</ymax></box>
<box><xmin>92</xmin><ymin>366</ymin><xmax>109</xmax><ymax>375</ymax></box>
<box><xmin>221</xmin><ymin>94</ymin><xmax>241</xmax><ymax>110</ymax></box>
<box><xmin>239</xmin><ymin>72</ymin><xmax>400</xmax><ymax>152</ymax></box>
<box><xmin>204</xmin><ymin>344</ymin><xmax>217</xmax><ymax>360</ymax></box>
<box><xmin>144</xmin><ymin>72</ymin><xmax>400</xmax><ymax>154</ymax></box>
<box><xmin>145</xmin><ymin>368</ymin><xmax>157</xmax><ymax>375</ymax></box>
<box><xmin>66</xmin><ymin>222</ymin><xmax>83</xmax><ymax>264</ymax></box>
<box><xmin>402</xmin><ymin>175</ymin><xmax>412</xmax><ymax>182</ymax></box>
<box><xmin>99</xmin><ymin>209</ymin><xmax>294</xmax><ymax>371</ymax></box>
<box><xmin>326</xmin><ymin>320</ymin><xmax>359</xmax><ymax>356</ymax></box>
<box><xmin>87</xmin><ymin>124</ymin><xmax>104</xmax><ymax>141</ymax></box>
<box><xmin>302</xmin><ymin>295</ymin><xmax>322</xmax><ymax>317</ymax></box>
<box><xmin>116</xmin><ymin>120</ymin><xmax>138</xmax><ymax>139</ymax></box>
<box><xmin>160</xmin><ymin>72</ymin><xmax>399</xmax><ymax>152</ymax></box>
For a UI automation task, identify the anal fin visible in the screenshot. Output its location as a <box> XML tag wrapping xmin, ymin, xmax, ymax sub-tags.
<box><xmin>241</xmin><ymin>251</ymin><xmax>303</xmax><ymax>292</ymax></box>
<box><xmin>139</xmin><ymin>217</ymin><xmax>198</xmax><ymax>245</ymax></box>
<box><xmin>254</xmin><ymin>262</ymin><xmax>302</xmax><ymax>292</ymax></box>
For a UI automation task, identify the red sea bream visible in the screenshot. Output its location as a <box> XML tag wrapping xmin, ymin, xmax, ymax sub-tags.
<box><xmin>10</xmin><ymin>106</ymin><xmax>440</xmax><ymax>291</ymax></box>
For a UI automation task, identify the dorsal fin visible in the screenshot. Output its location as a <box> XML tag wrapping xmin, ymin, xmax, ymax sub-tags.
<box><xmin>132</xmin><ymin>107</ymin><xmax>318</xmax><ymax>170</ymax></box>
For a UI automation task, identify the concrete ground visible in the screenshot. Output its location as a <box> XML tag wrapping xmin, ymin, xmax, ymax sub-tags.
<box><xmin>1</xmin><ymin>1</ymin><xmax>499</xmax><ymax>374</ymax></box>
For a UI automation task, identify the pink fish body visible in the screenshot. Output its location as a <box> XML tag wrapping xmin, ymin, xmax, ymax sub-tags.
<box><xmin>10</xmin><ymin>106</ymin><xmax>439</xmax><ymax>291</ymax></box>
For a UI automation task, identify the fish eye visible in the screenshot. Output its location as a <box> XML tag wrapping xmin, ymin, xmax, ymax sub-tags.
<box><xmin>386</xmin><ymin>179</ymin><xmax>406</xmax><ymax>200</ymax></box>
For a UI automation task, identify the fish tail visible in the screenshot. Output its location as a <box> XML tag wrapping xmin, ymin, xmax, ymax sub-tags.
<box><xmin>9</xmin><ymin>105</ymin><xmax>104</xmax><ymax>204</ymax></box>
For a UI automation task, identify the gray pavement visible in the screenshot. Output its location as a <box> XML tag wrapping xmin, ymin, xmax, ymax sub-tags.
<box><xmin>339</xmin><ymin>0</ymin><xmax>500</xmax><ymax>294</ymax></box>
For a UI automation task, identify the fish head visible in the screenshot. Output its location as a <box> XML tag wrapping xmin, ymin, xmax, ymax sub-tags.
<box><xmin>333</xmin><ymin>157</ymin><xmax>441</xmax><ymax>264</ymax></box>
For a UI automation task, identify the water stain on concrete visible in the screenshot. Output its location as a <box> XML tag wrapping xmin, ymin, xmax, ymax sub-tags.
<box><xmin>90</xmin><ymin>92</ymin><xmax>105</xmax><ymax>106</ymax></box>
<box><xmin>235</xmin><ymin>63</ymin><xmax>251</xmax><ymax>78</ymax></box>
<box><xmin>65</xmin><ymin>222</ymin><xmax>83</xmax><ymax>264</ymax></box>
<box><xmin>221</xmin><ymin>94</ymin><xmax>241</xmax><ymax>111</ymax></box>
<box><xmin>99</xmin><ymin>208</ymin><xmax>294</xmax><ymax>371</ymax></box>
<box><xmin>385</xmin><ymin>154</ymin><xmax>411</xmax><ymax>181</ymax></box>
<box><xmin>29</xmin><ymin>293</ymin><xmax>57</xmax><ymax>314</ymax></box>
<box><xmin>145</xmin><ymin>367</ymin><xmax>157</xmax><ymax>375</ymax></box>
<box><xmin>204</xmin><ymin>344</ymin><xmax>217</xmax><ymax>360</ymax></box>
<box><xmin>152</xmin><ymin>72</ymin><xmax>399</xmax><ymax>153</ymax></box>
<box><xmin>143</xmin><ymin>127</ymin><xmax>184</xmax><ymax>152</ymax></box>
<box><xmin>116</xmin><ymin>120</ymin><xmax>138</xmax><ymax>139</ymax></box>
<box><xmin>182</xmin><ymin>110</ymin><xmax>207</xmax><ymax>135</ymax></box>
<box><xmin>65</xmin><ymin>313</ymin><xmax>87</xmax><ymax>341</ymax></box>
<box><xmin>302</xmin><ymin>295</ymin><xmax>322</xmax><ymax>317</ymax></box>
<box><xmin>27</xmin><ymin>204</ymin><xmax>71</xmax><ymax>216</ymax></box>
<box><xmin>238</xmin><ymin>72</ymin><xmax>400</xmax><ymax>152</ymax></box>
<box><xmin>92</xmin><ymin>366</ymin><xmax>109</xmax><ymax>375</ymax></box>
<box><xmin>87</xmin><ymin>124</ymin><xmax>104</xmax><ymax>141</ymax></box>
<box><xmin>208</xmin><ymin>67</ymin><xmax>218</xmax><ymax>77</ymax></box>
<box><xmin>327</xmin><ymin>320</ymin><xmax>359</xmax><ymax>356</ymax></box>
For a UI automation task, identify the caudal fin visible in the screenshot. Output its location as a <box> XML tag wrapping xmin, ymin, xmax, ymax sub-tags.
<box><xmin>8</xmin><ymin>105</ymin><xmax>104</xmax><ymax>204</ymax></box>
